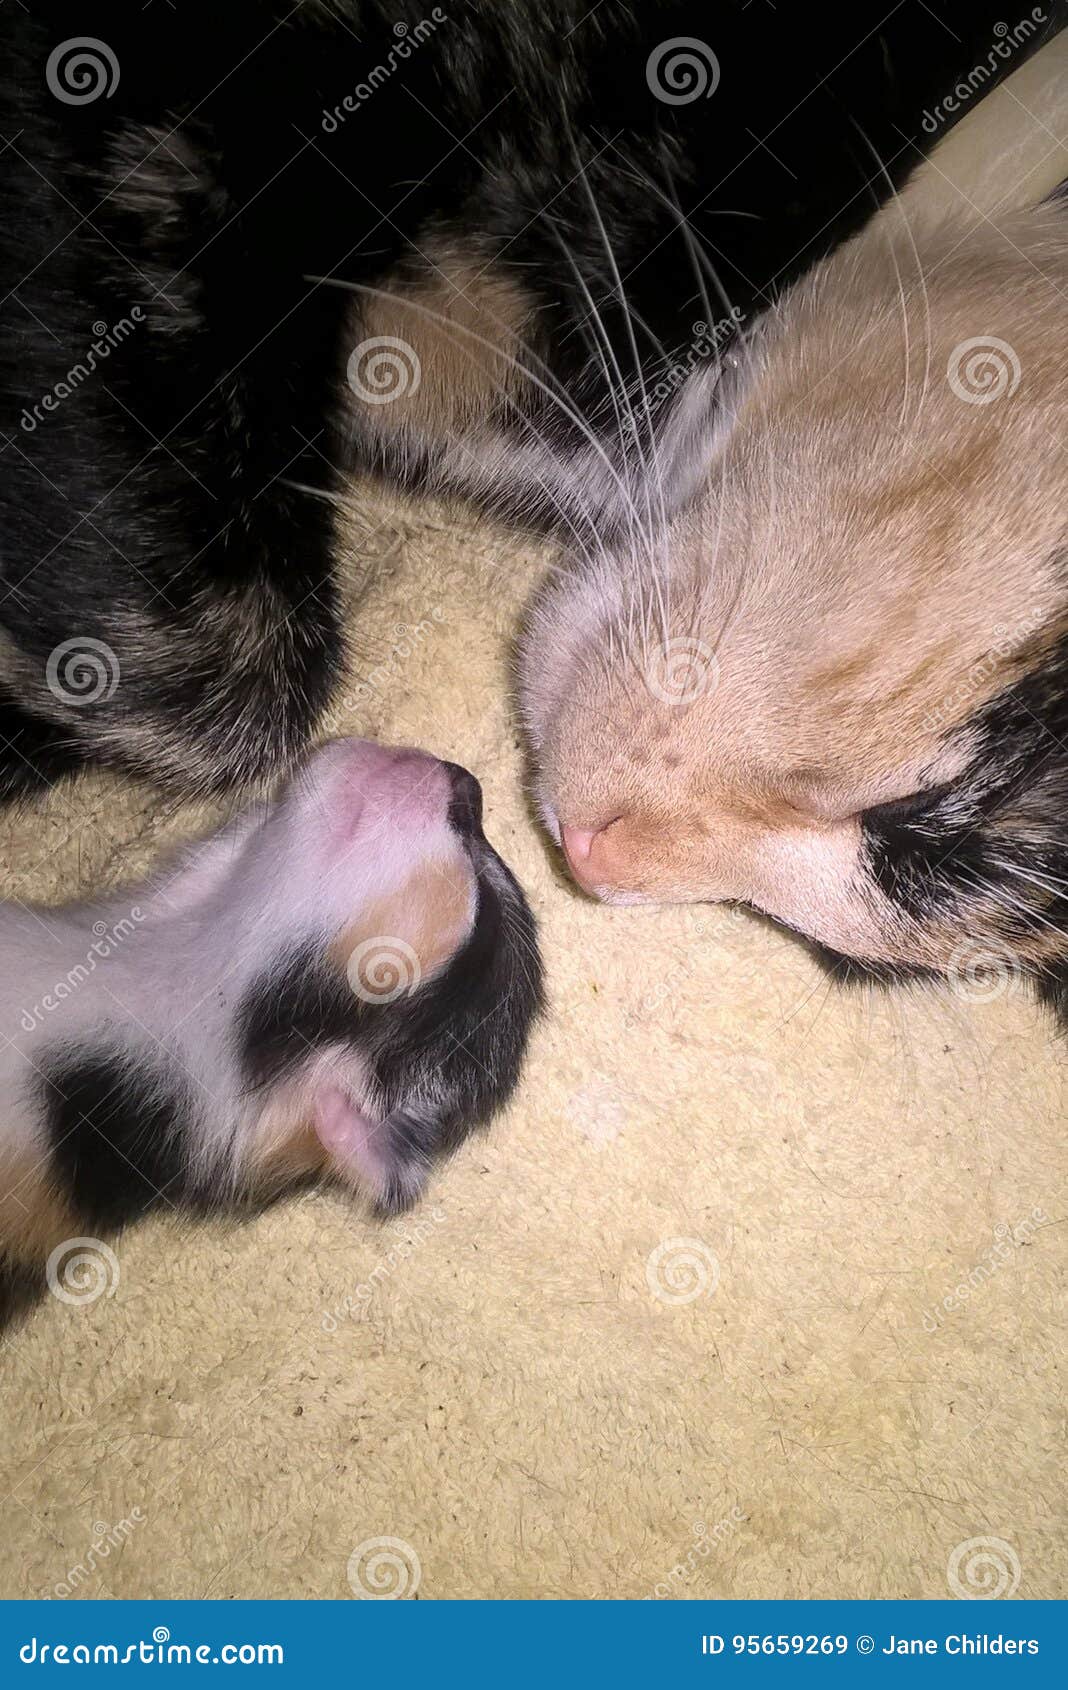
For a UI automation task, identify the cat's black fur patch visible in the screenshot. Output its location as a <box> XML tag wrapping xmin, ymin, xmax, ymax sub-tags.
<box><xmin>2</xmin><ymin>1</ymin><xmax>1060</xmax><ymax>797</ymax></box>
<box><xmin>39</xmin><ymin>1045</ymin><xmax>194</xmax><ymax>1232</ymax></box>
<box><xmin>849</xmin><ymin>626</ymin><xmax>1068</xmax><ymax>997</ymax></box>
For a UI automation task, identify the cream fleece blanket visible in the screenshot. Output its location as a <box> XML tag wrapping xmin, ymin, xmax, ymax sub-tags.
<box><xmin>1</xmin><ymin>42</ymin><xmax>1066</xmax><ymax>1602</ymax></box>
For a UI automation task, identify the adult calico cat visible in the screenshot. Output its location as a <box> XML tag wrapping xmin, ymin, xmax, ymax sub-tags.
<box><xmin>0</xmin><ymin>1</ymin><xmax>1053</xmax><ymax>799</ymax></box>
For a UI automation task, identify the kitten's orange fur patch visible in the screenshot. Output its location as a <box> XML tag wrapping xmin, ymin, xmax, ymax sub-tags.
<box><xmin>0</xmin><ymin>1147</ymin><xmax>80</xmax><ymax>1264</ymax></box>
<box><xmin>329</xmin><ymin>859</ymin><xmax>475</xmax><ymax>993</ymax></box>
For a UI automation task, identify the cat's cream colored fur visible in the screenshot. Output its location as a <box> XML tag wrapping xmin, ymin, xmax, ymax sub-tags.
<box><xmin>520</xmin><ymin>195</ymin><xmax>1068</xmax><ymax>967</ymax></box>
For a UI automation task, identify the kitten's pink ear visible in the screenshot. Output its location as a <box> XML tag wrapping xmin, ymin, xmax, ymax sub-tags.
<box><xmin>312</xmin><ymin>1084</ymin><xmax>390</xmax><ymax>1201</ymax></box>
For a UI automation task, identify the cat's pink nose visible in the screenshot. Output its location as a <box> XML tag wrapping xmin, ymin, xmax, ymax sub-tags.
<box><xmin>561</xmin><ymin>825</ymin><xmax>596</xmax><ymax>868</ymax></box>
<box><xmin>562</xmin><ymin>822</ymin><xmax>617</xmax><ymax>892</ymax></box>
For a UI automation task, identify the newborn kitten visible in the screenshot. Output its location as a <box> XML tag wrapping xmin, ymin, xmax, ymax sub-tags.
<box><xmin>521</xmin><ymin>183</ymin><xmax>1068</xmax><ymax>1011</ymax></box>
<box><xmin>0</xmin><ymin>739</ymin><xmax>542</xmax><ymax>1329</ymax></box>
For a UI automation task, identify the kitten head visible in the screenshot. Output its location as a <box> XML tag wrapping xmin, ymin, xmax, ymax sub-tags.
<box><xmin>521</xmin><ymin>200</ymin><xmax>1068</xmax><ymax>1001</ymax></box>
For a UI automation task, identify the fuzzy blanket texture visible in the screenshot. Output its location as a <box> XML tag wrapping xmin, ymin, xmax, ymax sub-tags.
<box><xmin>1</xmin><ymin>41</ymin><xmax>1066</xmax><ymax>1602</ymax></box>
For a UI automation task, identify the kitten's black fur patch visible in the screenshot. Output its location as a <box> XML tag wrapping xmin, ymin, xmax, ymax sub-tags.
<box><xmin>237</xmin><ymin>820</ymin><xmax>543</xmax><ymax>1212</ymax></box>
<box><xmin>39</xmin><ymin>1046</ymin><xmax>194</xmax><ymax>1232</ymax></box>
<box><xmin>0</xmin><ymin>1254</ymin><xmax>44</xmax><ymax>1332</ymax></box>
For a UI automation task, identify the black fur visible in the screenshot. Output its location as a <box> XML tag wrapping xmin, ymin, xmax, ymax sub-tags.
<box><xmin>238</xmin><ymin>796</ymin><xmax>544</xmax><ymax>1213</ymax></box>
<box><xmin>0</xmin><ymin>1254</ymin><xmax>44</xmax><ymax>1333</ymax></box>
<box><xmin>2</xmin><ymin>1</ymin><xmax>1060</xmax><ymax>797</ymax></box>
<box><xmin>39</xmin><ymin>1045</ymin><xmax>194</xmax><ymax>1231</ymax></box>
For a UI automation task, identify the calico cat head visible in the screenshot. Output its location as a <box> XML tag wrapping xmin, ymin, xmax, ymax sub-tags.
<box><xmin>521</xmin><ymin>191</ymin><xmax>1068</xmax><ymax>1010</ymax></box>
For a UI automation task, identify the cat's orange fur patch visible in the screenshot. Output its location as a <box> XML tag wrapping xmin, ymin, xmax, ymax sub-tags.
<box><xmin>351</xmin><ymin>238</ymin><xmax>538</xmax><ymax>441</ymax></box>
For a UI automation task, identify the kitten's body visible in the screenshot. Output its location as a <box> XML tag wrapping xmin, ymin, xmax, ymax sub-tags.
<box><xmin>0</xmin><ymin>739</ymin><xmax>542</xmax><ymax>1329</ymax></box>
